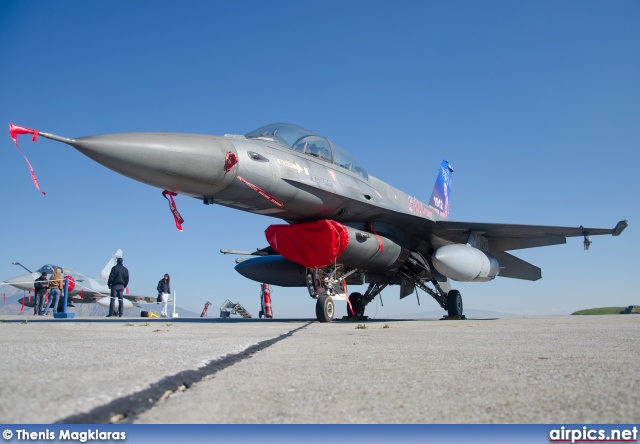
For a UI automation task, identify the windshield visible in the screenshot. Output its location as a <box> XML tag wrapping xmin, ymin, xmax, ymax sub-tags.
<box><xmin>245</xmin><ymin>123</ymin><xmax>368</xmax><ymax>179</ymax></box>
<box><xmin>36</xmin><ymin>264</ymin><xmax>63</xmax><ymax>275</ymax></box>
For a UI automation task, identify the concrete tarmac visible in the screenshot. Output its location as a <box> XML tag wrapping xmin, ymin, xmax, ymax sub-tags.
<box><xmin>1</xmin><ymin>315</ymin><xmax>638</xmax><ymax>424</ymax></box>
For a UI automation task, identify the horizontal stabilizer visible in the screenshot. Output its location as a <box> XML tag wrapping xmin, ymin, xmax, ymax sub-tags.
<box><xmin>491</xmin><ymin>251</ymin><xmax>541</xmax><ymax>281</ymax></box>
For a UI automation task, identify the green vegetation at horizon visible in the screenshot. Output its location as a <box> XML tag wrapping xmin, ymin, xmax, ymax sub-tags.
<box><xmin>571</xmin><ymin>307</ymin><xmax>625</xmax><ymax>315</ymax></box>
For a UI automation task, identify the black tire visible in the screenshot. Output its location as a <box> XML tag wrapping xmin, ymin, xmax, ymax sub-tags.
<box><xmin>447</xmin><ymin>290</ymin><xmax>463</xmax><ymax>317</ymax></box>
<box><xmin>141</xmin><ymin>310</ymin><xmax>149</xmax><ymax>317</ymax></box>
<box><xmin>315</xmin><ymin>294</ymin><xmax>334</xmax><ymax>323</ymax></box>
<box><xmin>259</xmin><ymin>311</ymin><xmax>263</xmax><ymax>318</ymax></box>
<box><xmin>347</xmin><ymin>292</ymin><xmax>364</xmax><ymax>317</ymax></box>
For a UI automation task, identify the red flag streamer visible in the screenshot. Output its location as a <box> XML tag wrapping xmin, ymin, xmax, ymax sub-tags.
<box><xmin>9</xmin><ymin>123</ymin><xmax>45</xmax><ymax>195</ymax></box>
<box><xmin>237</xmin><ymin>176</ymin><xmax>284</xmax><ymax>207</ymax></box>
<box><xmin>20</xmin><ymin>293</ymin><xmax>25</xmax><ymax>312</ymax></box>
<box><xmin>162</xmin><ymin>190</ymin><xmax>185</xmax><ymax>232</ymax></box>
<box><xmin>343</xmin><ymin>280</ymin><xmax>354</xmax><ymax>315</ymax></box>
<box><xmin>368</xmin><ymin>222</ymin><xmax>384</xmax><ymax>253</ymax></box>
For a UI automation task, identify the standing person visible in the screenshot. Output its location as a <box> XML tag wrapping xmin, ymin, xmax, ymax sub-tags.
<box><xmin>107</xmin><ymin>257</ymin><xmax>129</xmax><ymax>317</ymax></box>
<box><xmin>157</xmin><ymin>273</ymin><xmax>171</xmax><ymax>317</ymax></box>
<box><xmin>44</xmin><ymin>267</ymin><xmax>63</xmax><ymax>316</ymax></box>
<box><xmin>33</xmin><ymin>271</ymin><xmax>49</xmax><ymax>316</ymax></box>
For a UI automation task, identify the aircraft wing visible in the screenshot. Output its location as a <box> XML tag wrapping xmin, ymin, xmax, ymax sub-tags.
<box><xmin>266</xmin><ymin>176</ymin><xmax>627</xmax><ymax>253</ymax></box>
<box><xmin>434</xmin><ymin>219</ymin><xmax>628</xmax><ymax>251</ymax></box>
<box><xmin>68</xmin><ymin>290</ymin><xmax>157</xmax><ymax>305</ymax></box>
<box><xmin>356</xmin><ymin>193</ymin><xmax>627</xmax><ymax>252</ymax></box>
<box><xmin>344</xmin><ymin>203</ymin><xmax>627</xmax><ymax>281</ymax></box>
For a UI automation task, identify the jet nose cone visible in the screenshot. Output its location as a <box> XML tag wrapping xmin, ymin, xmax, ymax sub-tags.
<box><xmin>67</xmin><ymin>132</ymin><xmax>238</xmax><ymax>197</ymax></box>
<box><xmin>4</xmin><ymin>273</ymin><xmax>36</xmax><ymax>291</ymax></box>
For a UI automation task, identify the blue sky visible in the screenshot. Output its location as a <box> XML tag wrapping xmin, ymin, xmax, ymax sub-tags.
<box><xmin>1</xmin><ymin>1</ymin><xmax>638</xmax><ymax>318</ymax></box>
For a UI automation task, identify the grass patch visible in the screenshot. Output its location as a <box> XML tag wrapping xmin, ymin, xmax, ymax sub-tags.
<box><xmin>571</xmin><ymin>307</ymin><xmax>625</xmax><ymax>315</ymax></box>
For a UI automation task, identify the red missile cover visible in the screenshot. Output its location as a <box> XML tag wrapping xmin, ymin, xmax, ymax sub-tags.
<box><xmin>265</xmin><ymin>220</ymin><xmax>349</xmax><ymax>268</ymax></box>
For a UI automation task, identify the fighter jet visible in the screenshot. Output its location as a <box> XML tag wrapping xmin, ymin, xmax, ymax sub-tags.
<box><xmin>9</xmin><ymin>123</ymin><xmax>627</xmax><ymax>322</ymax></box>
<box><xmin>3</xmin><ymin>249</ymin><xmax>157</xmax><ymax>311</ymax></box>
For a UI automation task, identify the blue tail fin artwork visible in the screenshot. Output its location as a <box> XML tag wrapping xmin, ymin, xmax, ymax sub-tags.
<box><xmin>429</xmin><ymin>160</ymin><xmax>454</xmax><ymax>220</ymax></box>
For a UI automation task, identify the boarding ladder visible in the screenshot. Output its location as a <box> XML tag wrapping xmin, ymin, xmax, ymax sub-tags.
<box><xmin>219</xmin><ymin>299</ymin><xmax>252</xmax><ymax>318</ymax></box>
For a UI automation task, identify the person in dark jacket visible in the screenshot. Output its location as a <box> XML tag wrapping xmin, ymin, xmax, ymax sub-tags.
<box><xmin>33</xmin><ymin>271</ymin><xmax>49</xmax><ymax>316</ymax></box>
<box><xmin>107</xmin><ymin>257</ymin><xmax>129</xmax><ymax>317</ymax></box>
<box><xmin>157</xmin><ymin>273</ymin><xmax>171</xmax><ymax>317</ymax></box>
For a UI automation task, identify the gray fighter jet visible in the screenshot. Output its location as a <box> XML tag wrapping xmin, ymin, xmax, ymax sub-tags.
<box><xmin>11</xmin><ymin>123</ymin><xmax>627</xmax><ymax>322</ymax></box>
<box><xmin>3</xmin><ymin>249</ymin><xmax>157</xmax><ymax>311</ymax></box>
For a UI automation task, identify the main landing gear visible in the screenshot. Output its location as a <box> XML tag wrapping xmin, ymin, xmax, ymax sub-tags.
<box><xmin>446</xmin><ymin>289</ymin><xmax>463</xmax><ymax>317</ymax></box>
<box><xmin>307</xmin><ymin>254</ymin><xmax>465</xmax><ymax>322</ymax></box>
<box><xmin>347</xmin><ymin>292</ymin><xmax>365</xmax><ymax>318</ymax></box>
<box><xmin>313</xmin><ymin>284</ymin><xmax>464</xmax><ymax>322</ymax></box>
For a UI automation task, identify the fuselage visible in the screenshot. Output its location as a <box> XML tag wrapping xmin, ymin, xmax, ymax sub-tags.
<box><xmin>57</xmin><ymin>123</ymin><xmax>448</xmax><ymax>252</ymax></box>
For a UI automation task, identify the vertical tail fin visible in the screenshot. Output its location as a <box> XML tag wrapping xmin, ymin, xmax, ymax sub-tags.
<box><xmin>100</xmin><ymin>249</ymin><xmax>123</xmax><ymax>279</ymax></box>
<box><xmin>429</xmin><ymin>160</ymin><xmax>453</xmax><ymax>220</ymax></box>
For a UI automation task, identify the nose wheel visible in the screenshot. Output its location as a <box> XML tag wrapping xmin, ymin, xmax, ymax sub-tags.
<box><xmin>315</xmin><ymin>293</ymin><xmax>334</xmax><ymax>322</ymax></box>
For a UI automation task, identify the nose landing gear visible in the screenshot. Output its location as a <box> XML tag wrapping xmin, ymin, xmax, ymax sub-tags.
<box><xmin>316</xmin><ymin>293</ymin><xmax>334</xmax><ymax>323</ymax></box>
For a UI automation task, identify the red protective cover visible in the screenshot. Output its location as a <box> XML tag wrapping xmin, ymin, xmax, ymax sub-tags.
<box><xmin>265</xmin><ymin>220</ymin><xmax>350</xmax><ymax>268</ymax></box>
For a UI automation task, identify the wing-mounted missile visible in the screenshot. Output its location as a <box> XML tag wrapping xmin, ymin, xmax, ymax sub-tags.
<box><xmin>220</xmin><ymin>246</ymin><xmax>276</xmax><ymax>256</ymax></box>
<box><xmin>431</xmin><ymin>244</ymin><xmax>500</xmax><ymax>282</ymax></box>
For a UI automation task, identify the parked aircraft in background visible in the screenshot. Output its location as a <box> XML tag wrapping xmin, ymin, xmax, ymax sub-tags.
<box><xmin>10</xmin><ymin>123</ymin><xmax>627</xmax><ymax>322</ymax></box>
<box><xmin>3</xmin><ymin>249</ymin><xmax>157</xmax><ymax>310</ymax></box>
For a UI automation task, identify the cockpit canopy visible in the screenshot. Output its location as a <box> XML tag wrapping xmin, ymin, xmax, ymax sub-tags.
<box><xmin>245</xmin><ymin>123</ymin><xmax>369</xmax><ymax>180</ymax></box>
<box><xmin>36</xmin><ymin>264</ymin><xmax>63</xmax><ymax>275</ymax></box>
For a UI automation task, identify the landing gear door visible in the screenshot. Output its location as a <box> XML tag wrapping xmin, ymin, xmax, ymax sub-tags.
<box><xmin>400</xmin><ymin>281</ymin><xmax>415</xmax><ymax>299</ymax></box>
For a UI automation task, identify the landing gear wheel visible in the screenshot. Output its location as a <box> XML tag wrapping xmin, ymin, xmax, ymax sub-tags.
<box><xmin>259</xmin><ymin>311</ymin><xmax>263</xmax><ymax>318</ymax></box>
<box><xmin>447</xmin><ymin>290</ymin><xmax>463</xmax><ymax>317</ymax></box>
<box><xmin>347</xmin><ymin>292</ymin><xmax>364</xmax><ymax>317</ymax></box>
<box><xmin>315</xmin><ymin>293</ymin><xmax>334</xmax><ymax>323</ymax></box>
